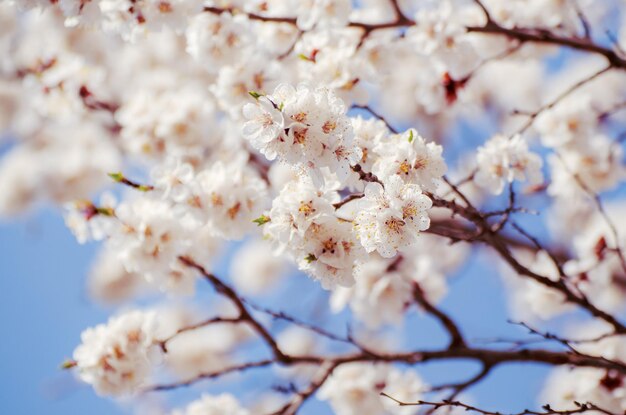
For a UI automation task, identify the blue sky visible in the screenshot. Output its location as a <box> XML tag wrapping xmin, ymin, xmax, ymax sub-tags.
<box><xmin>0</xmin><ymin>207</ymin><xmax>555</xmax><ymax>414</ymax></box>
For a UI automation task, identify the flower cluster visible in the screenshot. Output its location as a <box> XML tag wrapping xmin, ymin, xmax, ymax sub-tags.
<box><xmin>1</xmin><ymin>0</ymin><xmax>626</xmax><ymax>414</ymax></box>
<box><xmin>474</xmin><ymin>134</ymin><xmax>543</xmax><ymax>194</ymax></box>
<box><xmin>72</xmin><ymin>311</ymin><xmax>160</xmax><ymax>396</ymax></box>
<box><xmin>318</xmin><ymin>363</ymin><xmax>427</xmax><ymax>415</ymax></box>
<box><xmin>243</xmin><ymin>83</ymin><xmax>359</xmax><ymax>181</ymax></box>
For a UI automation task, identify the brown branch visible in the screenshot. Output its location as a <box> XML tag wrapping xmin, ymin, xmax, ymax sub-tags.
<box><xmin>413</xmin><ymin>283</ymin><xmax>466</xmax><ymax>348</ymax></box>
<box><xmin>429</xmin><ymin>363</ymin><xmax>493</xmax><ymax>403</ymax></box>
<box><xmin>351</xmin><ymin>105</ymin><xmax>399</xmax><ymax>134</ymax></box>
<box><xmin>108</xmin><ymin>172</ymin><xmax>154</xmax><ymax>192</ymax></box>
<box><xmin>203</xmin><ymin>5</ymin><xmax>414</xmax><ymax>33</ymax></box>
<box><xmin>243</xmin><ymin>299</ymin><xmax>368</xmax><ymax>351</ymax></box>
<box><xmin>351</xmin><ymin>164</ymin><xmax>383</xmax><ymax>185</ymax></box>
<box><xmin>178</xmin><ymin>256</ymin><xmax>291</xmax><ymax>362</ymax></box>
<box><xmin>513</xmin><ymin>65</ymin><xmax>612</xmax><ymax>135</ymax></box>
<box><xmin>553</xmin><ymin>151</ymin><xmax>626</xmax><ymax>276</ymax></box>
<box><xmin>158</xmin><ymin>316</ymin><xmax>242</xmax><ymax>352</ymax></box>
<box><xmin>380</xmin><ymin>395</ymin><xmax>615</xmax><ymax>415</ymax></box>
<box><xmin>148</xmin><ymin>344</ymin><xmax>626</xmax><ymax>392</ymax></box>
<box><xmin>466</xmin><ymin>22</ymin><xmax>626</xmax><ymax>70</ymax></box>
<box><xmin>270</xmin><ymin>362</ymin><xmax>337</xmax><ymax>415</ymax></box>
<box><xmin>428</xmin><ymin>194</ymin><xmax>626</xmax><ymax>334</ymax></box>
<box><xmin>509</xmin><ymin>321</ymin><xmax>623</xmax><ymax>357</ymax></box>
<box><xmin>147</xmin><ymin>359</ymin><xmax>274</xmax><ymax>391</ymax></box>
<box><xmin>333</xmin><ymin>193</ymin><xmax>364</xmax><ymax>209</ymax></box>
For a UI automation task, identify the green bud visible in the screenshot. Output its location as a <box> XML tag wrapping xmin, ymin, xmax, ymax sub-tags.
<box><xmin>61</xmin><ymin>359</ymin><xmax>77</xmax><ymax>370</ymax></box>
<box><xmin>297</xmin><ymin>53</ymin><xmax>312</xmax><ymax>62</ymax></box>
<box><xmin>407</xmin><ymin>129</ymin><xmax>414</xmax><ymax>143</ymax></box>
<box><xmin>248</xmin><ymin>91</ymin><xmax>263</xmax><ymax>100</ymax></box>
<box><xmin>253</xmin><ymin>215</ymin><xmax>271</xmax><ymax>226</ymax></box>
<box><xmin>108</xmin><ymin>172</ymin><xmax>124</xmax><ymax>182</ymax></box>
<box><xmin>304</xmin><ymin>253</ymin><xmax>317</xmax><ymax>263</ymax></box>
<box><xmin>96</xmin><ymin>207</ymin><xmax>115</xmax><ymax>217</ymax></box>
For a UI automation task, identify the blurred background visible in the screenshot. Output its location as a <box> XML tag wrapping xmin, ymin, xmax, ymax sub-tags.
<box><xmin>0</xmin><ymin>207</ymin><xmax>552</xmax><ymax>414</ymax></box>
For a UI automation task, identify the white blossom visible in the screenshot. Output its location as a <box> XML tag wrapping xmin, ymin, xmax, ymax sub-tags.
<box><xmin>192</xmin><ymin>159</ymin><xmax>269</xmax><ymax>240</ymax></box>
<box><xmin>264</xmin><ymin>174</ymin><xmax>339</xmax><ymax>253</ymax></box>
<box><xmin>172</xmin><ymin>394</ymin><xmax>249</xmax><ymax>415</ymax></box>
<box><xmin>354</xmin><ymin>175</ymin><xmax>433</xmax><ymax>258</ymax></box>
<box><xmin>242</xmin><ymin>83</ymin><xmax>358</xmax><ymax>181</ymax></box>
<box><xmin>229</xmin><ymin>238</ymin><xmax>289</xmax><ymax>295</ymax></box>
<box><xmin>373</xmin><ymin>128</ymin><xmax>447</xmax><ymax>192</ymax></box>
<box><xmin>548</xmin><ymin>135</ymin><xmax>624</xmax><ymax>199</ymax></box>
<box><xmin>73</xmin><ymin>310</ymin><xmax>160</xmax><ymax>396</ymax></box>
<box><xmin>535</xmin><ymin>95</ymin><xmax>598</xmax><ymax>148</ymax></box>
<box><xmin>474</xmin><ymin>134</ymin><xmax>543</xmax><ymax>194</ymax></box>
<box><xmin>296</xmin><ymin>0</ymin><xmax>352</xmax><ymax>31</ymax></box>
<box><xmin>151</xmin><ymin>157</ymin><xmax>195</xmax><ymax>203</ymax></box>
<box><xmin>185</xmin><ymin>12</ymin><xmax>253</xmax><ymax>70</ymax></box>
<box><xmin>318</xmin><ymin>363</ymin><xmax>426</xmax><ymax>415</ymax></box>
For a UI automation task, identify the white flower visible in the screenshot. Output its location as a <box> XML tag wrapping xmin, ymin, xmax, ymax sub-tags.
<box><xmin>116</xmin><ymin>85</ymin><xmax>218</xmax><ymax>159</ymax></box>
<box><xmin>64</xmin><ymin>193</ymin><xmax>118</xmax><ymax>244</ymax></box>
<box><xmin>229</xmin><ymin>238</ymin><xmax>289</xmax><ymax>295</ymax></box>
<box><xmin>265</xmin><ymin>175</ymin><xmax>339</xmax><ymax>253</ymax></box>
<box><xmin>563</xmin><ymin>202</ymin><xmax>626</xmax><ymax>311</ymax></box>
<box><xmin>318</xmin><ymin>363</ymin><xmax>390</xmax><ymax>415</ymax></box>
<box><xmin>151</xmin><ymin>157</ymin><xmax>195</xmax><ymax>203</ymax></box>
<box><xmin>548</xmin><ymin>134</ymin><xmax>624</xmax><ymax>199</ymax></box>
<box><xmin>242</xmin><ymin>97</ymin><xmax>285</xmax><ymax>153</ymax></box>
<box><xmin>373</xmin><ymin>128</ymin><xmax>447</xmax><ymax>192</ymax></box>
<box><xmin>185</xmin><ymin>12</ymin><xmax>253</xmax><ymax>70</ymax></box>
<box><xmin>193</xmin><ymin>160</ymin><xmax>269</xmax><ymax>240</ymax></box>
<box><xmin>172</xmin><ymin>394</ymin><xmax>249</xmax><ymax>415</ymax></box>
<box><xmin>541</xmin><ymin>322</ymin><xmax>626</xmax><ymax>414</ymax></box>
<box><xmin>474</xmin><ymin>134</ymin><xmax>543</xmax><ymax>194</ymax></box>
<box><xmin>111</xmin><ymin>197</ymin><xmax>196</xmax><ymax>294</ymax></box>
<box><xmin>87</xmin><ymin>248</ymin><xmax>149</xmax><ymax>305</ymax></box>
<box><xmin>318</xmin><ymin>363</ymin><xmax>427</xmax><ymax>415</ymax></box>
<box><xmin>535</xmin><ymin>95</ymin><xmax>598</xmax><ymax>148</ymax></box>
<box><xmin>213</xmin><ymin>54</ymin><xmax>281</xmax><ymax>118</ymax></box>
<box><xmin>331</xmin><ymin>249</ymin><xmax>450</xmax><ymax>328</ymax></box>
<box><xmin>354</xmin><ymin>175</ymin><xmax>432</xmax><ymax>258</ymax></box>
<box><xmin>407</xmin><ymin>0</ymin><xmax>479</xmax><ymax>77</ymax></box>
<box><xmin>296</xmin><ymin>0</ymin><xmax>352</xmax><ymax>31</ymax></box>
<box><xmin>242</xmin><ymin>83</ymin><xmax>357</xmax><ymax>181</ymax></box>
<box><xmin>263</xmin><ymin>175</ymin><xmax>361</xmax><ymax>288</ymax></box>
<box><xmin>331</xmin><ymin>256</ymin><xmax>412</xmax><ymax>328</ymax></box>
<box><xmin>503</xmin><ymin>250</ymin><xmax>573</xmax><ymax>321</ymax></box>
<box><xmin>99</xmin><ymin>0</ymin><xmax>201</xmax><ymax>40</ymax></box>
<box><xmin>73</xmin><ymin>310</ymin><xmax>160</xmax><ymax>396</ymax></box>
<box><xmin>297</xmin><ymin>216</ymin><xmax>362</xmax><ymax>288</ymax></box>
<box><xmin>351</xmin><ymin>115</ymin><xmax>390</xmax><ymax>171</ymax></box>
<box><xmin>382</xmin><ymin>368</ymin><xmax>428</xmax><ymax>415</ymax></box>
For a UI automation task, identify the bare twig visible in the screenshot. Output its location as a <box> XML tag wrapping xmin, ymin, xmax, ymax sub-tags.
<box><xmin>380</xmin><ymin>395</ymin><xmax>615</xmax><ymax>415</ymax></box>
<box><xmin>513</xmin><ymin>65</ymin><xmax>612</xmax><ymax>135</ymax></box>
<box><xmin>413</xmin><ymin>283</ymin><xmax>466</xmax><ymax>348</ymax></box>
<box><xmin>351</xmin><ymin>105</ymin><xmax>399</xmax><ymax>134</ymax></box>
<box><xmin>178</xmin><ymin>256</ymin><xmax>290</xmax><ymax>362</ymax></box>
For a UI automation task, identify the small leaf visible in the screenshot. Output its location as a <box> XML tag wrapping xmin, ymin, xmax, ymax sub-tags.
<box><xmin>304</xmin><ymin>253</ymin><xmax>317</xmax><ymax>263</ymax></box>
<box><xmin>407</xmin><ymin>129</ymin><xmax>414</xmax><ymax>143</ymax></box>
<box><xmin>297</xmin><ymin>53</ymin><xmax>312</xmax><ymax>62</ymax></box>
<box><xmin>96</xmin><ymin>206</ymin><xmax>115</xmax><ymax>216</ymax></box>
<box><xmin>108</xmin><ymin>172</ymin><xmax>124</xmax><ymax>182</ymax></box>
<box><xmin>253</xmin><ymin>215</ymin><xmax>271</xmax><ymax>226</ymax></box>
<box><xmin>61</xmin><ymin>359</ymin><xmax>77</xmax><ymax>370</ymax></box>
<box><xmin>248</xmin><ymin>91</ymin><xmax>263</xmax><ymax>100</ymax></box>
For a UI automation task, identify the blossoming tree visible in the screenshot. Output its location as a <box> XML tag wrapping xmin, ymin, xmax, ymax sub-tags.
<box><xmin>2</xmin><ymin>0</ymin><xmax>626</xmax><ymax>414</ymax></box>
